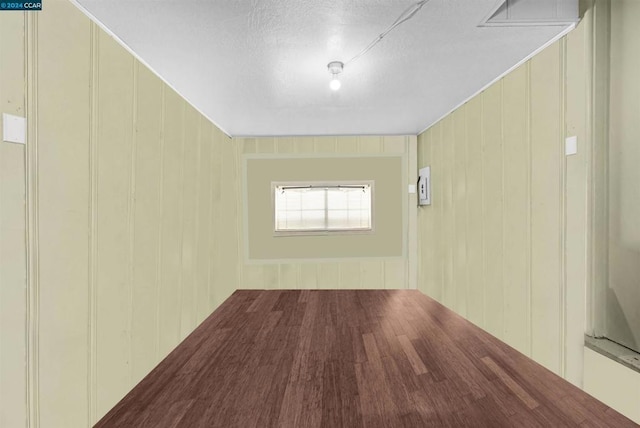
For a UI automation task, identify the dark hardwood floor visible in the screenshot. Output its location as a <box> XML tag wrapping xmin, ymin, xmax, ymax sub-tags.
<box><xmin>95</xmin><ymin>290</ymin><xmax>638</xmax><ymax>427</ymax></box>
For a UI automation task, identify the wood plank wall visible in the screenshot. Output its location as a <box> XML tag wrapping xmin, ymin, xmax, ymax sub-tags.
<box><xmin>417</xmin><ymin>0</ymin><xmax>608</xmax><ymax>387</ymax></box>
<box><xmin>233</xmin><ymin>136</ymin><xmax>417</xmax><ymax>291</ymax></box>
<box><xmin>24</xmin><ymin>1</ymin><xmax>241</xmax><ymax>425</ymax></box>
<box><xmin>0</xmin><ymin>12</ymin><xmax>28</xmax><ymax>428</ymax></box>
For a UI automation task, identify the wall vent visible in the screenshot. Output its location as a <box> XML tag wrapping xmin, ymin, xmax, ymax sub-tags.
<box><xmin>480</xmin><ymin>0</ymin><xmax>579</xmax><ymax>27</ymax></box>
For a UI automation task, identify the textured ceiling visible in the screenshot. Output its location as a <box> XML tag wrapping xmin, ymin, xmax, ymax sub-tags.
<box><xmin>74</xmin><ymin>0</ymin><xmax>574</xmax><ymax>137</ymax></box>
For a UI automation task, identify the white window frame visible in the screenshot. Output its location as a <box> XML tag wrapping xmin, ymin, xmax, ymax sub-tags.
<box><xmin>271</xmin><ymin>180</ymin><xmax>375</xmax><ymax>236</ymax></box>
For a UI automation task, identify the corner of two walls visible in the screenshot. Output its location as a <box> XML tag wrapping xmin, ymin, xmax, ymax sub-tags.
<box><xmin>7</xmin><ymin>0</ymin><xmax>241</xmax><ymax>426</ymax></box>
<box><xmin>416</xmin><ymin>1</ymin><xmax>605</xmax><ymax>387</ymax></box>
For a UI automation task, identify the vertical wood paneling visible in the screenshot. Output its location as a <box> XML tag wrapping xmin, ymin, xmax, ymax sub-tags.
<box><xmin>481</xmin><ymin>83</ymin><xmax>504</xmax><ymax>339</ymax></box>
<box><xmin>195</xmin><ymin>119</ymin><xmax>213</xmax><ymax>323</ymax></box>
<box><xmin>179</xmin><ymin>105</ymin><xmax>199</xmax><ymax>338</ymax></box>
<box><xmin>441</xmin><ymin>117</ymin><xmax>455</xmax><ymax>307</ymax></box>
<box><xmin>37</xmin><ymin>1</ymin><xmax>91</xmax><ymax>425</ymax></box>
<box><xmin>502</xmin><ymin>64</ymin><xmax>531</xmax><ymax>356</ymax></box>
<box><xmin>453</xmin><ymin>108</ymin><xmax>468</xmax><ymax>316</ymax></box>
<box><xmin>314</xmin><ymin>136</ymin><xmax>337</xmax><ymax>153</ymax></box>
<box><xmin>465</xmin><ymin>96</ymin><xmax>484</xmax><ymax>327</ymax></box>
<box><xmin>339</xmin><ymin>263</ymin><xmax>361</xmax><ymax>289</ymax></box>
<box><xmin>0</xmin><ymin>12</ymin><xmax>27</xmax><ymax>428</ymax></box>
<box><xmin>220</xmin><ymin>134</ymin><xmax>240</xmax><ymax>295</ymax></box>
<box><xmin>279</xmin><ymin>264</ymin><xmax>299</xmax><ymax>289</ymax></box>
<box><xmin>530</xmin><ymin>41</ymin><xmax>563</xmax><ymax>374</ymax></box>
<box><xmin>417</xmin><ymin>6</ymin><xmax>603</xmax><ymax>386</ymax></box>
<box><xmin>158</xmin><ymin>89</ymin><xmax>184</xmax><ymax>358</ymax></box>
<box><xmin>209</xmin><ymin>128</ymin><xmax>225</xmax><ymax>308</ymax></box>
<box><xmin>130</xmin><ymin>63</ymin><xmax>162</xmax><ymax>385</ymax></box>
<box><xmin>236</xmin><ymin>135</ymin><xmax>411</xmax><ymax>291</ymax></box>
<box><xmin>431</xmin><ymin>124</ymin><xmax>444</xmax><ymax>303</ymax></box>
<box><xmin>15</xmin><ymin>1</ymin><xmax>240</xmax><ymax>424</ymax></box>
<box><xmin>360</xmin><ymin>261</ymin><xmax>384</xmax><ymax>290</ymax></box>
<box><xmin>358</xmin><ymin>136</ymin><xmax>383</xmax><ymax>153</ymax></box>
<box><xmin>317</xmin><ymin>263</ymin><xmax>339</xmax><ymax>289</ymax></box>
<box><xmin>564</xmin><ymin>15</ymin><xmax>590</xmax><ymax>385</ymax></box>
<box><xmin>95</xmin><ymin>30</ymin><xmax>135</xmax><ymax>417</ymax></box>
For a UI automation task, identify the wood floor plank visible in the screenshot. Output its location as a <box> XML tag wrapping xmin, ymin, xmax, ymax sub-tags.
<box><xmin>95</xmin><ymin>290</ymin><xmax>639</xmax><ymax>427</ymax></box>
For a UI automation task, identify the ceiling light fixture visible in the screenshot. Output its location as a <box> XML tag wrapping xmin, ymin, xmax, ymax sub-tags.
<box><xmin>324</xmin><ymin>0</ymin><xmax>431</xmax><ymax>90</ymax></box>
<box><xmin>327</xmin><ymin>61</ymin><xmax>343</xmax><ymax>91</ymax></box>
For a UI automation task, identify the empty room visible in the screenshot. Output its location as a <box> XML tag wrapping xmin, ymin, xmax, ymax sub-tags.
<box><xmin>1</xmin><ymin>0</ymin><xmax>639</xmax><ymax>426</ymax></box>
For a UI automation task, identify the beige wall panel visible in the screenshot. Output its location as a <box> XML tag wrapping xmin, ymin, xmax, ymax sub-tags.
<box><xmin>195</xmin><ymin>120</ymin><xmax>213</xmax><ymax>323</ymax></box>
<box><xmin>237</xmin><ymin>133</ymin><xmax>414</xmax><ymax>294</ymax></box>
<box><xmin>246</xmin><ymin>156</ymin><xmax>404</xmax><ymax>260</ymax></box>
<box><xmin>590</xmin><ymin>0</ymin><xmax>610</xmax><ymax>337</ymax></box>
<box><xmin>422</xmin><ymin>131</ymin><xmax>438</xmax><ymax>299</ymax></box>
<box><xmin>263</xmin><ymin>265</ymin><xmax>280</xmax><ymax>289</ymax></box>
<box><xmin>299</xmin><ymin>264</ymin><xmax>318</xmax><ymax>289</ymax></box>
<box><xmin>430</xmin><ymin>124</ymin><xmax>444</xmax><ymax>303</ymax></box>
<box><xmin>218</xmin><ymin>137</ymin><xmax>240</xmax><ymax>297</ymax></box>
<box><xmin>257</xmin><ymin>137</ymin><xmax>275</xmax><ymax>154</ymax></box>
<box><xmin>209</xmin><ymin>129</ymin><xmax>224</xmax><ymax>307</ymax></box>
<box><xmin>0</xmin><ymin>12</ymin><xmax>27</xmax><ymax>428</ymax></box>
<box><xmin>501</xmin><ymin>64</ymin><xmax>531</xmax><ymax>356</ymax></box>
<box><xmin>416</xmin><ymin>6</ymin><xmax>613</xmax><ymax>389</ymax></box>
<box><xmin>382</xmin><ymin>135</ymin><xmax>406</xmax><ymax>154</ymax></box>
<box><xmin>384</xmin><ymin>260</ymin><xmax>406</xmax><ymax>289</ymax></box>
<box><xmin>564</xmin><ymin>18</ymin><xmax>590</xmax><ymax>385</ymax></box>
<box><xmin>416</xmin><ymin>132</ymin><xmax>432</xmax><ymax>296</ymax></box>
<box><xmin>336</xmin><ymin>136</ymin><xmax>358</xmax><ymax>153</ymax></box>
<box><xmin>360</xmin><ymin>261</ymin><xmax>384</xmax><ymax>289</ymax></box>
<box><xmin>358</xmin><ymin>136</ymin><xmax>383</xmax><ymax>153</ymax></box>
<box><xmin>441</xmin><ymin>117</ymin><xmax>455</xmax><ymax>307</ymax></box>
<box><xmin>529</xmin><ymin>41</ymin><xmax>563</xmax><ymax>374</ymax></box>
<box><xmin>95</xmin><ymin>30</ymin><xmax>135</xmax><ymax>417</ymax></box>
<box><xmin>452</xmin><ymin>108</ymin><xmax>468</xmax><ymax>317</ymax></box>
<box><xmin>481</xmin><ymin>83</ymin><xmax>505</xmax><ymax>339</ymax></box>
<box><xmin>130</xmin><ymin>63</ymin><xmax>162</xmax><ymax>385</ymax></box>
<box><xmin>241</xmin><ymin>265</ymin><xmax>264</xmax><ymax>289</ymax></box>
<box><xmin>279</xmin><ymin>264</ymin><xmax>299</xmax><ymax>289</ymax></box>
<box><xmin>314</xmin><ymin>136</ymin><xmax>337</xmax><ymax>153</ymax></box>
<box><xmin>157</xmin><ymin>89</ymin><xmax>185</xmax><ymax>358</ymax></box>
<box><xmin>276</xmin><ymin>137</ymin><xmax>296</xmax><ymax>154</ymax></box>
<box><xmin>36</xmin><ymin>1</ymin><xmax>91</xmax><ymax>425</ymax></box>
<box><xmin>464</xmin><ymin>96</ymin><xmax>485</xmax><ymax>327</ymax></box>
<box><xmin>294</xmin><ymin>138</ymin><xmax>314</xmax><ymax>153</ymax></box>
<box><xmin>339</xmin><ymin>262</ymin><xmax>361</xmax><ymax>289</ymax></box>
<box><xmin>607</xmin><ymin>0</ymin><xmax>640</xmax><ymax>354</ymax></box>
<box><xmin>317</xmin><ymin>263</ymin><xmax>339</xmax><ymax>289</ymax></box>
<box><xmin>179</xmin><ymin>105</ymin><xmax>200</xmax><ymax>338</ymax></box>
<box><xmin>241</xmin><ymin>137</ymin><xmax>256</xmax><ymax>154</ymax></box>
<box><xmin>583</xmin><ymin>347</ymin><xmax>640</xmax><ymax>424</ymax></box>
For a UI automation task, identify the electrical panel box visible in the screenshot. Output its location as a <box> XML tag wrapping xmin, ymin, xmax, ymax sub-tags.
<box><xmin>418</xmin><ymin>166</ymin><xmax>431</xmax><ymax>206</ymax></box>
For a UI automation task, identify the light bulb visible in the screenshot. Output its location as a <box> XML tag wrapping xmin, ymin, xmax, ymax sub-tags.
<box><xmin>330</xmin><ymin>77</ymin><xmax>341</xmax><ymax>91</ymax></box>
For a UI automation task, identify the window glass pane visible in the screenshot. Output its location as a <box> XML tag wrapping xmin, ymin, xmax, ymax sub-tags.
<box><xmin>275</xmin><ymin>184</ymin><xmax>371</xmax><ymax>232</ymax></box>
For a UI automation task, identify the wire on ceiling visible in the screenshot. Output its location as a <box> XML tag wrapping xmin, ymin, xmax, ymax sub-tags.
<box><xmin>344</xmin><ymin>0</ymin><xmax>431</xmax><ymax>66</ymax></box>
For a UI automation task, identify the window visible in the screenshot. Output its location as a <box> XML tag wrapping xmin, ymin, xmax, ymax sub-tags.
<box><xmin>273</xmin><ymin>182</ymin><xmax>373</xmax><ymax>234</ymax></box>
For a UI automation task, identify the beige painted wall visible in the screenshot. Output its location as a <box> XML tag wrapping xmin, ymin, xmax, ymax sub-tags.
<box><xmin>583</xmin><ymin>347</ymin><xmax>640</xmax><ymax>424</ymax></box>
<box><xmin>245</xmin><ymin>156</ymin><xmax>404</xmax><ymax>260</ymax></box>
<box><xmin>417</xmin><ymin>0</ymin><xmax>608</xmax><ymax>388</ymax></box>
<box><xmin>235</xmin><ymin>136</ymin><xmax>417</xmax><ymax>290</ymax></box>
<box><xmin>0</xmin><ymin>12</ymin><xmax>28</xmax><ymax>428</ymax></box>
<box><xmin>0</xmin><ymin>0</ymin><xmax>241</xmax><ymax>426</ymax></box>
<box><xmin>606</xmin><ymin>0</ymin><xmax>640</xmax><ymax>353</ymax></box>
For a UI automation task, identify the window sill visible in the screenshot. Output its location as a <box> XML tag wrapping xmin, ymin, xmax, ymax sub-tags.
<box><xmin>585</xmin><ymin>335</ymin><xmax>640</xmax><ymax>375</ymax></box>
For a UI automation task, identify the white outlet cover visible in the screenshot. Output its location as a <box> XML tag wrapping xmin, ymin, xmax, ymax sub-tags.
<box><xmin>2</xmin><ymin>113</ymin><xmax>26</xmax><ymax>144</ymax></box>
<box><xmin>565</xmin><ymin>135</ymin><xmax>577</xmax><ymax>156</ymax></box>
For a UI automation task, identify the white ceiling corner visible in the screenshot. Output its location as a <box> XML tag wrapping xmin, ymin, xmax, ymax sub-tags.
<box><xmin>74</xmin><ymin>0</ymin><xmax>576</xmax><ymax>137</ymax></box>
